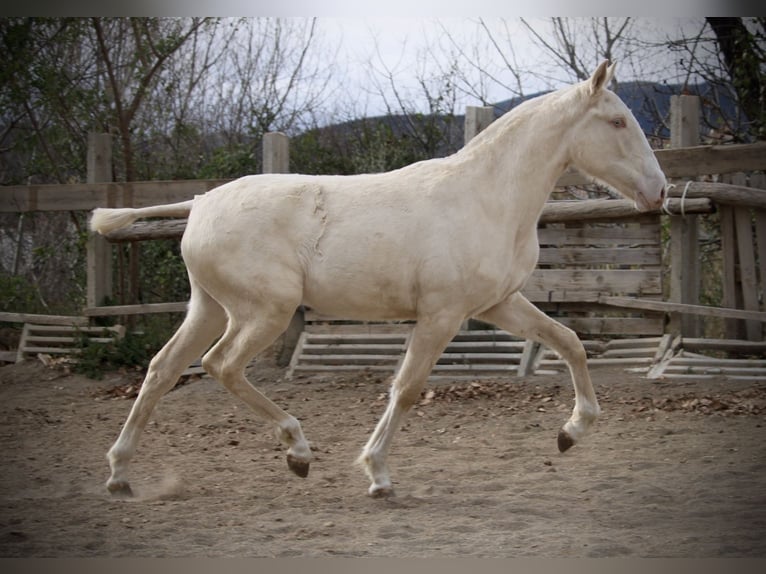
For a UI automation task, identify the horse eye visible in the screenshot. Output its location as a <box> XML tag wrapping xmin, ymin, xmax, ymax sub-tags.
<box><xmin>611</xmin><ymin>117</ymin><xmax>627</xmax><ymax>128</ymax></box>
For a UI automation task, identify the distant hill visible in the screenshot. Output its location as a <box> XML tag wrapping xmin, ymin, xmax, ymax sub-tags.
<box><xmin>492</xmin><ymin>80</ymin><xmax>742</xmax><ymax>141</ymax></box>
<box><xmin>306</xmin><ymin>80</ymin><xmax>743</xmax><ymax>152</ymax></box>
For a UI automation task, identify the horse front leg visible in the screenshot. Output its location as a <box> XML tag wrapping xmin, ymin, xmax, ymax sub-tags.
<box><xmin>358</xmin><ymin>313</ymin><xmax>463</xmax><ymax>497</ymax></box>
<box><xmin>478</xmin><ymin>292</ymin><xmax>600</xmax><ymax>451</ymax></box>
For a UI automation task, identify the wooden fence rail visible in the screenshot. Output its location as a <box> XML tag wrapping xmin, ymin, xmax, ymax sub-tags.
<box><xmin>1</xmin><ymin>101</ymin><xmax>765</xmax><ymax>349</ymax></box>
<box><xmin>3</xmin><ymin>143</ymin><xmax>766</xmax><ymax>214</ymax></box>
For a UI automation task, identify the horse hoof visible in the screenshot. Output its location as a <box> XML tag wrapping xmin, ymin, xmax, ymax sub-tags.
<box><xmin>107</xmin><ymin>480</ymin><xmax>134</xmax><ymax>498</ymax></box>
<box><xmin>286</xmin><ymin>454</ymin><xmax>310</xmax><ymax>478</ymax></box>
<box><xmin>557</xmin><ymin>429</ymin><xmax>575</xmax><ymax>453</ymax></box>
<box><xmin>369</xmin><ymin>486</ymin><xmax>395</xmax><ymax>499</ymax></box>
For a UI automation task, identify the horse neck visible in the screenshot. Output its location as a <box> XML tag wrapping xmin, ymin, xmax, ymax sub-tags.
<box><xmin>458</xmin><ymin>89</ymin><xmax>582</xmax><ymax>217</ymax></box>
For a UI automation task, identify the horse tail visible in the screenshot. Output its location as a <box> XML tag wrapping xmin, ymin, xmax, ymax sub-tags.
<box><xmin>89</xmin><ymin>200</ymin><xmax>195</xmax><ymax>235</ymax></box>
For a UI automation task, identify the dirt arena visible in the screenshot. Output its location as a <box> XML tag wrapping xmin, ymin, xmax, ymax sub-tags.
<box><xmin>1</xmin><ymin>357</ymin><xmax>765</xmax><ymax>558</ymax></box>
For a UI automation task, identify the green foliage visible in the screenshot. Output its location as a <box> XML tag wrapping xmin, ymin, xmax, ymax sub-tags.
<box><xmin>136</xmin><ymin>240</ymin><xmax>190</xmax><ymax>304</ymax></box>
<box><xmin>0</xmin><ymin>275</ymin><xmax>43</xmax><ymax>314</ymax></box>
<box><xmin>73</xmin><ymin>315</ymin><xmax>180</xmax><ymax>379</ymax></box>
<box><xmin>196</xmin><ymin>143</ymin><xmax>258</xmax><ymax>179</ymax></box>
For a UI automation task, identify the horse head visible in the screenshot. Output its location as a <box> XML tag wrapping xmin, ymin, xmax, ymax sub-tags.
<box><xmin>568</xmin><ymin>60</ymin><xmax>668</xmax><ymax>212</ymax></box>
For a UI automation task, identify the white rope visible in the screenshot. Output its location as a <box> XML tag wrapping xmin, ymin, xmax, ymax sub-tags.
<box><xmin>661</xmin><ymin>183</ymin><xmax>676</xmax><ymax>215</ymax></box>
<box><xmin>661</xmin><ymin>181</ymin><xmax>693</xmax><ymax>216</ymax></box>
<box><xmin>680</xmin><ymin>180</ymin><xmax>692</xmax><ymax>217</ymax></box>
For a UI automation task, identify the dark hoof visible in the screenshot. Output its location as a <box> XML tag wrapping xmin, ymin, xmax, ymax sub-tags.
<box><xmin>287</xmin><ymin>454</ymin><xmax>310</xmax><ymax>478</ymax></box>
<box><xmin>557</xmin><ymin>429</ymin><xmax>575</xmax><ymax>453</ymax></box>
<box><xmin>107</xmin><ymin>480</ymin><xmax>134</xmax><ymax>498</ymax></box>
<box><xmin>369</xmin><ymin>486</ymin><xmax>395</xmax><ymax>499</ymax></box>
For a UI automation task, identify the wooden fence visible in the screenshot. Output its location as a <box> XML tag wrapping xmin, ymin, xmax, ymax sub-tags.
<box><xmin>1</xmin><ymin>99</ymin><xmax>765</xmax><ymax>377</ymax></box>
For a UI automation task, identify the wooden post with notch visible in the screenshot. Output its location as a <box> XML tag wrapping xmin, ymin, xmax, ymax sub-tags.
<box><xmin>668</xmin><ymin>95</ymin><xmax>701</xmax><ymax>337</ymax></box>
<box><xmin>86</xmin><ymin>133</ymin><xmax>114</xmax><ymax>308</ymax></box>
<box><xmin>263</xmin><ymin>132</ymin><xmax>290</xmax><ymax>174</ymax></box>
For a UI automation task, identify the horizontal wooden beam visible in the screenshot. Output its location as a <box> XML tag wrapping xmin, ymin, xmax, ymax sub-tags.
<box><xmin>0</xmin><ymin>312</ymin><xmax>88</xmax><ymax>326</ymax></box>
<box><xmin>83</xmin><ymin>302</ymin><xmax>188</xmax><ymax>316</ymax></box>
<box><xmin>0</xmin><ymin>179</ymin><xmax>230</xmax><ymax>213</ymax></box>
<box><xmin>655</xmin><ymin>141</ymin><xmax>766</xmax><ymax>178</ymax></box>
<box><xmin>599</xmin><ymin>295</ymin><xmax>766</xmax><ymax>322</ymax></box>
<box><xmin>538</xmin><ymin>197</ymin><xmax>712</xmax><ymax>223</ymax></box>
<box><xmin>99</xmin><ymin>199</ymin><xmax>678</xmax><ymax>243</ymax></box>
<box><xmin>667</xmin><ymin>182</ymin><xmax>766</xmax><ymax>210</ymax></box>
<box><xmin>2</xmin><ymin>142</ymin><xmax>765</xmax><ymax>214</ymax></box>
<box><xmin>681</xmin><ymin>338</ymin><xmax>766</xmax><ymax>354</ymax></box>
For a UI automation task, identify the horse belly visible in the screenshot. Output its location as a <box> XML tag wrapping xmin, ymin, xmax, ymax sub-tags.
<box><xmin>302</xmin><ymin>260</ymin><xmax>419</xmax><ymax>321</ymax></box>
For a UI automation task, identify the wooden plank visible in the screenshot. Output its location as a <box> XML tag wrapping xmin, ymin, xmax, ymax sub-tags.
<box><xmin>734</xmin><ymin>206</ymin><xmax>761</xmax><ymax>340</ymax></box>
<box><xmin>0</xmin><ymin>179</ymin><xmax>231</xmax><ymax>213</ymax></box>
<box><xmin>2</xmin><ymin>142</ymin><xmax>765</xmax><ymax>215</ymax></box>
<box><xmin>751</xmin><ymin>175</ymin><xmax>766</xmax><ymax>310</ymax></box>
<box><xmin>682</xmin><ymin>338</ymin><xmax>766</xmax><ymax>354</ymax></box>
<box><xmin>437</xmin><ymin>353</ymin><xmax>521</xmax><ymax>363</ymax></box>
<box><xmin>659</xmin><ymin>373</ymin><xmax>766</xmax><ymax>381</ymax></box>
<box><xmin>668</xmin><ymin>211</ymin><xmax>700</xmax><ymax>335</ymax></box>
<box><xmin>541</xmin><ymin>356</ymin><xmax>654</xmax><ymax>366</ymax></box>
<box><xmin>21</xmin><ymin>324</ymin><xmax>124</xmax><ymax>334</ymax></box>
<box><xmin>550</xmin><ymin>316</ymin><xmax>664</xmax><ymax>336</ymax></box>
<box><xmin>299</xmin><ymin>355</ymin><xmax>401</xmax><ymax>365</ymax></box>
<box><xmin>300</xmin><ymin>333</ymin><xmax>409</xmax><ymax>343</ymax></box>
<box><xmin>651</xmin><ymin>333</ymin><xmax>673</xmax><ymax>364</ymax></box>
<box><xmin>666</xmin><ymin>182</ymin><xmax>766</xmax><ymax>210</ymax></box>
<box><xmin>537</xmin><ymin>225</ymin><xmax>660</xmax><ymax>246</ymax></box>
<box><xmin>539</xmin><ymin>198</ymin><xmax>711</xmax><ymax>223</ymax></box>
<box><xmin>24</xmin><ymin>335</ymin><xmax>116</xmax><ymax>345</ymax></box>
<box><xmin>662</xmin><ymin>365</ymin><xmax>766</xmax><ymax>376</ymax></box>
<box><xmin>103</xmin><ymin>220</ymin><xmax>187</xmax><ymax>242</ymax></box>
<box><xmin>536</xmin><ymin>247</ymin><xmax>661</xmax><ymax>266</ymax></box>
<box><xmin>670</xmin><ymin>356</ymin><xmax>766</xmax><ymax>367</ymax></box>
<box><xmin>84</xmin><ymin>302</ymin><xmax>188</xmax><ymax>316</ymax></box>
<box><xmin>300</xmin><ymin>344</ymin><xmax>405</xmax><ymax>355</ymax></box>
<box><xmin>606</xmin><ymin>337</ymin><xmax>664</xmax><ymax>350</ymax></box>
<box><xmin>600</xmin><ymin>347</ymin><xmax>657</xmax><ymax>358</ymax></box>
<box><xmin>719</xmin><ymin>205</ymin><xmax>743</xmax><ymax>339</ymax></box>
<box><xmin>443</xmin><ymin>341</ymin><xmax>526</xmax><ymax>351</ymax></box>
<box><xmin>0</xmin><ymin>312</ymin><xmax>88</xmax><ymax>326</ymax></box>
<box><xmin>291</xmin><ymin>364</ymin><xmax>395</xmax><ymax>373</ymax></box>
<box><xmin>599</xmin><ymin>296</ymin><xmax>766</xmax><ymax>322</ymax></box>
<box><xmin>654</xmin><ymin>141</ymin><xmax>766</xmax><ymax>178</ymax></box>
<box><xmin>647</xmin><ymin>334</ymin><xmax>682</xmax><ymax>379</ymax></box>
<box><xmin>518</xmin><ymin>340</ymin><xmax>544</xmax><ymax>376</ymax></box>
<box><xmin>524</xmin><ymin>269</ymin><xmax>662</xmax><ymax>295</ymax></box>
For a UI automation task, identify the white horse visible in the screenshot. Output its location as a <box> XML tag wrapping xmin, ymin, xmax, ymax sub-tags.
<box><xmin>91</xmin><ymin>61</ymin><xmax>666</xmax><ymax>498</ymax></box>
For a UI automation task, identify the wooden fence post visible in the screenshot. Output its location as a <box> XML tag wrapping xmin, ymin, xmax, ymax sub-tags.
<box><xmin>263</xmin><ymin>131</ymin><xmax>300</xmax><ymax>364</ymax></box>
<box><xmin>668</xmin><ymin>95</ymin><xmax>701</xmax><ymax>337</ymax></box>
<box><xmin>86</xmin><ymin>133</ymin><xmax>113</xmax><ymax>308</ymax></box>
<box><xmin>263</xmin><ymin>132</ymin><xmax>290</xmax><ymax>174</ymax></box>
<box><xmin>464</xmin><ymin>106</ymin><xmax>495</xmax><ymax>146</ymax></box>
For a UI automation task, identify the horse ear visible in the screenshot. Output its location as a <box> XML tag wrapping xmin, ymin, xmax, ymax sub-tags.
<box><xmin>606</xmin><ymin>61</ymin><xmax>617</xmax><ymax>85</ymax></box>
<box><xmin>588</xmin><ymin>60</ymin><xmax>611</xmax><ymax>96</ymax></box>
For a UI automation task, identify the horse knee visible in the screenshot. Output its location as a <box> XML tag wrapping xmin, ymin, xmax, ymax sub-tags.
<box><xmin>555</xmin><ymin>325</ymin><xmax>587</xmax><ymax>366</ymax></box>
<box><xmin>201</xmin><ymin>351</ymin><xmax>225</xmax><ymax>381</ymax></box>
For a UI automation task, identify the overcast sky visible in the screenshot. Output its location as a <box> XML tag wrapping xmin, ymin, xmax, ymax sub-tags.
<box><xmin>316</xmin><ymin>17</ymin><xmax>710</xmax><ymax>116</ymax></box>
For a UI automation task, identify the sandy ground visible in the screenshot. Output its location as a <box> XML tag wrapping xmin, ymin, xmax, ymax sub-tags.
<box><xmin>0</xmin><ymin>358</ymin><xmax>765</xmax><ymax>558</ymax></box>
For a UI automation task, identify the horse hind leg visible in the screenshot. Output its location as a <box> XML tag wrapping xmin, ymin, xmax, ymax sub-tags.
<box><xmin>106</xmin><ymin>284</ymin><xmax>227</xmax><ymax>497</ymax></box>
<box><xmin>201</xmin><ymin>302</ymin><xmax>312</xmax><ymax>478</ymax></box>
